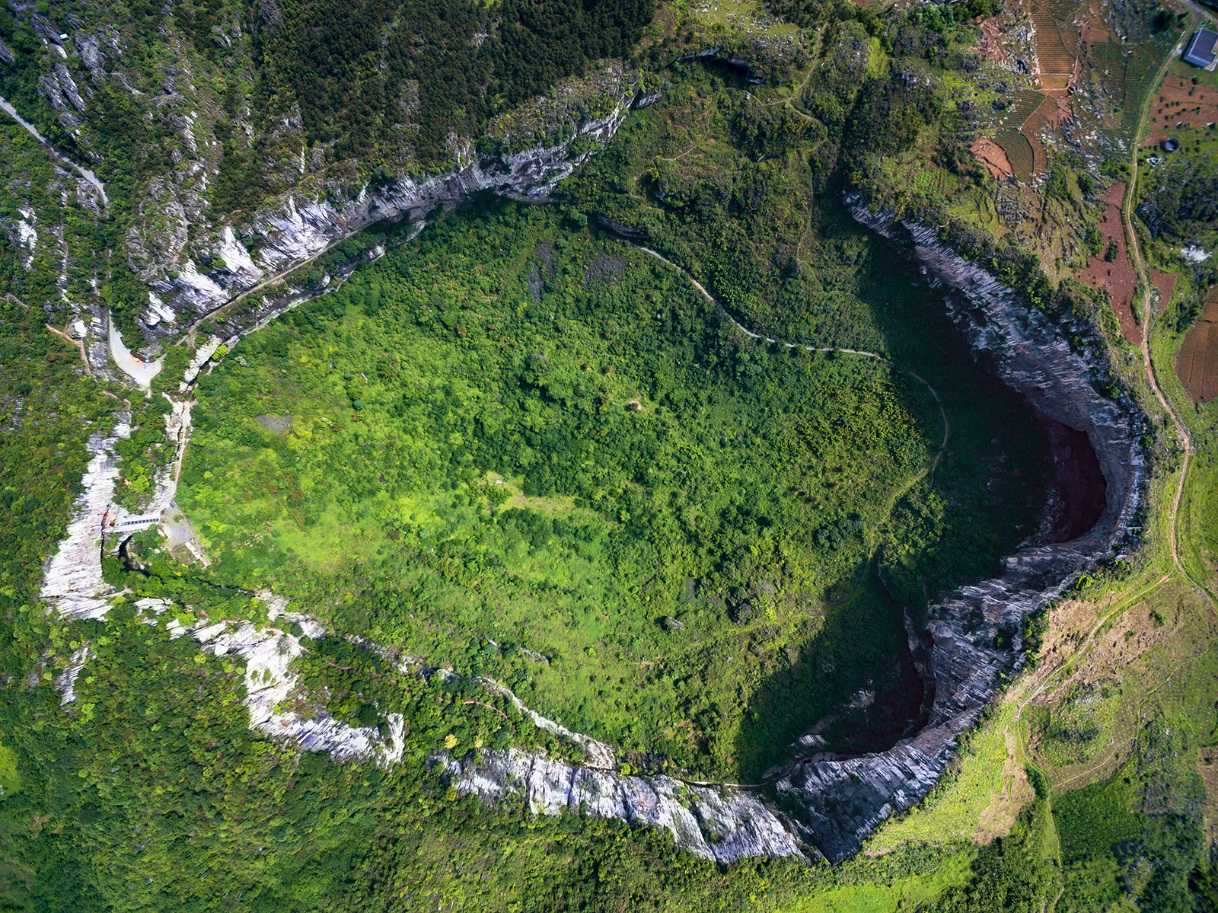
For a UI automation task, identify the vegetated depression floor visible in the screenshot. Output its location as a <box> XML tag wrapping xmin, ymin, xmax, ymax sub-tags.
<box><xmin>175</xmin><ymin>203</ymin><xmax>1050</xmax><ymax>780</ymax></box>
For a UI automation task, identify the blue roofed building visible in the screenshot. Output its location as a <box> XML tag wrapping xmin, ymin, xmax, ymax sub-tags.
<box><xmin>1182</xmin><ymin>27</ymin><xmax>1218</xmax><ymax>69</ymax></box>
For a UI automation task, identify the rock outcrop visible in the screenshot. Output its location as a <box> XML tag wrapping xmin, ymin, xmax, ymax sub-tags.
<box><xmin>440</xmin><ymin>749</ymin><xmax>806</xmax><ymax>864</ymax></box>
<box><xmin>142</xmin><ymin>81</ymin><xmax>637</xmax><ymax>332</ymax></box>
<box><xmin>37</xmin><ymin>177</ymin><xmax>1146</xmax><ymax>866</ymax></box>
<box><xmin>767</xmin><ymin>204</ymin><xmax>1147</xmax><ymax>862</ymax></box>
<box><xmin>40</xmin><ymin>416</ymin><xmax>131</xmax><ymax>621</ymax></box>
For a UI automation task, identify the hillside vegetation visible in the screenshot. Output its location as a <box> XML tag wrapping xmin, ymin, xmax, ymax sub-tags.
<box><xmin>2</xmin><ymin>0</ymin><xmax>1218</xmax><ymax>910</ymax></box>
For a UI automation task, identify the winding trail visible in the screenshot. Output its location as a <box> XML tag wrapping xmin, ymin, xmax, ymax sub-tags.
<box><xmin>0</xmin><ymin>95</ymin><xmax>108</xmax><ymax>206</ymax></box>
<box><xmin>635</xmin><ymin>244</ymin><xmax>951</xmax><ymax>481</ymax></box>
<box><xmin>1014</xmin><ymin>29</ymin><xmax>1216</xmax><ymax>793</ymax></box>
<box><xmin>1121</xmin><ymin>32</ymin><xmax>1216</xmax><ymax>608</ymax></box>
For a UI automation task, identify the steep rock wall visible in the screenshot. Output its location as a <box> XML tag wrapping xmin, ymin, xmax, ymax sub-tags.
<box><xmin>39</xmin><ymin>191</ymin><xmax>1147</xmax><ymax>867</ymax></box>
<box><xmin>140</xmin><ymin>77</ymin><xmax>641</xmax><ymax>334</ymax></box>
<box><xmin>767</xmin><ymin>204</ymin><xmax>1147</xmax><ymax>861</ymax></box>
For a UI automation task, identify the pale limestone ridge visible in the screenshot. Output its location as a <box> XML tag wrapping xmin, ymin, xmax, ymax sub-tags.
<box><xmin>141</xmin><ymin>71</ymin><xmax>642</xmax><ymax>333</ymax></box>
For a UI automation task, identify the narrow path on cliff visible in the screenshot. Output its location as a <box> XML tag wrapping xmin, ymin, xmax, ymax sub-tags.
<box><xmin>180</xmin><ymin>216</ymin><xmax>391</xmax><ymax>338</ymax></box>
<box><xmin>0</xmin><ymin>95</ymin><xmax>108</xmax><ymax>206</ymax></box>
<box><xmin>634</xmin><ymin>244</ymin><xmax>951</xmax><ymax>487</ymax></box>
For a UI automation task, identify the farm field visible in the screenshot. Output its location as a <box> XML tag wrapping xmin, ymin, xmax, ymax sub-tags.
<box><xmin>1028</xmin><ymin>0</ymin><xmax>1080</xmax><ymax>94</ymax></box>
<box><xmin>1077</xmin><ymin>182</ymin><xmax>1140</xmax><ymax>343</ymax></box>
<box><xmin>995</xmin><ymin>88</ymin><xmax>1045</xmax><ymax>181</ymax></box>
<box><xmin>971</xmin><ymin>137</ymin><xmax>1015</xmax><ymax>180</ymax></box>
<box><xmin>1176</xmin><ymin>287</ymin><xmax>1218</xmax><ymax>403</ymax></box>
<box><xmin>1142</xmin><ymin>73</ymin><xmax>1218</xmax><ymax>146</ymax></box>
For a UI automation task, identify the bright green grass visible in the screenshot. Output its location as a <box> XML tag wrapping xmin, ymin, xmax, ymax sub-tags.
<box><xmin>1055</xmin><ymin>761</ymin><xmax>1143</xmax><ymax>861</ymax></box>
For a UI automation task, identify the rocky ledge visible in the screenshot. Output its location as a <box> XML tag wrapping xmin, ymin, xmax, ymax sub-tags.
<box><xmin>140</xmin><ymin>69</ymin><xmax>643</xmax><ymax>335</ymax></box>
<box><xmin>40</xmin><ymin>187</ymin><xmax>1147</xmax><ymax>867</ymax></box>
<box><xmin>766</xmin><ymin>204</ymin><xmax>1147</xmax><ymax>862</ymax></box>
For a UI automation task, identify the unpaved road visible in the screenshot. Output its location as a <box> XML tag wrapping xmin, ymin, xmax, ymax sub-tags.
<box><xmin>1122</xmin><ymin>32</ymin><xmax>1214</xmax><ymax>606</ymax></box>
<box><xmin>1014</xmin><ymin>30</ymin><xmax>1215</xmax><ymax>805</ymax></box>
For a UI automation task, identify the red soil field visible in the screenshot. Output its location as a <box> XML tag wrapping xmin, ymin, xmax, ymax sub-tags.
<box><xmin>1142</xmin><ymin>75</ymin><xmax>1218</xmax><ymax>146</ymax></box>
<box><xmin>1176</xmin><ymin>288</ymin><xmax>1218</xmax><ymax>404</ymax></box>
<box><xmin>971</xmin><ymin>137</ymin><xmax>1015</xmax><ymax>180</ymax></box>
<box><xmin>977</xmin><ymin>16</ymin><xmax>1007</xmax><ymax>64</ymax></box>
<box><xmin>1151</xmin><ymin>269</ymin><xmax>1176</xmax><ymax>313</ymax></box>
<box><xmin>1077</xmin><ymin>182</ymin><xmax>1140</xmax><ymax>344</ymax></box>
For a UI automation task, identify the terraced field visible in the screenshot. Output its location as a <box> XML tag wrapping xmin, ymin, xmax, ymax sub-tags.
<box><xmin>1177</xmin><ymin>288</ymin><xmax>1218</xmax><ymax>403</ymax></box>
<box><xmin>1029</xmin><ymin>0</ymin><xmax>1080</xmax><ymax>93</ymax></box>
<box><xmin>995</xmin><ymin>89</ymin><xmax>1046</xmax><ymax>180</ymax></box>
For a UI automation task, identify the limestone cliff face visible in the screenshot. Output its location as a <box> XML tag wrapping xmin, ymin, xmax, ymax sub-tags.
<box><xmin>140</xmin><ymin>74</ymin><xmax>641</xmax><ymax>333</ymax></box>
<box><xmin>39</xmin><ymin>196</ymin><xmax>1148</xmax><ymax>867</ymax></box>
<box><xmin>1</xmin><ymin>2</ymin><xmax>640</xmax><ymax>343</ymax></box>
<box><xmin>768</xmin><ymin>204</ymin><xmax>1147</xmax><ymax>862</ymax></box>
<box><xmin>423</xmin><ymin>206</ymin><xmax>1148</xmax><ymax>864</ymax></box>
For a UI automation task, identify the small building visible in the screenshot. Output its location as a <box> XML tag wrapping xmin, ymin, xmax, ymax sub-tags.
<box><xmin>1161</xmin><ymin>137</ymin><xmax>1180</xmax><ymax>152</ymax></box>
<box><xmin>1182</xmin><ymin>28</ymin><xmax>1218</xmax><ymax>69</ymax></box>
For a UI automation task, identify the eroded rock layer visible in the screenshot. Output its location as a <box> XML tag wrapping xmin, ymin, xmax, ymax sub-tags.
<box><xmin>768</xmin><ymin>205</ymin><xmax>1147</xmax><ymax>861</ymax></box>
<box><xmin>40</xmin><ymin>196</ymin><xmax>1147</xmax><ymax>867</ymax></box>
<box><xmin>143</xmin><ymin>75</ymin><xmax>641</xmax><ymax>331</ymax></box>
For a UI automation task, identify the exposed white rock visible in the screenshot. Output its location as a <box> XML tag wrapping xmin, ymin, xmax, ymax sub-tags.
<box><xmin>55</xmin><ymin>644</ymin><xmax>91</xmax><ymax>705</ymax></box>
<box><xmin>173</xmin><ymin>259</ymin><xmax>227</xmax><ymax>305</ymax></box>
<box><xmin>16</xmin><ymin>206</ymin><xmax>36</xmax><ymax>268</ymax></box>
<box><xmin>40</xmin><ymin>417</ymin><xmax>131</xmax><ymax>621</ymax></box>
<box><xmin>145</xmin><ymin>74</ymin><xmax>640</xmax><ymax>326</ymax></box>
<box><xmin>440</xmin><ymin>748</ymin><xmax>805</xmax><ymax>864</ymax></box>
<box><xmin>108</xmin><ymin>315</ymin><xmax>163</xmax><ymax>388</ymax></box>
<box><xmin>217</xmin><ymin>226</ymin><xmax>261</xmax><ymax>280</ymax></box>
<box><xmin>190</xmin><ymin>610</ymin><xmax>406</xmax><ymax>766</ymax></box>
<box><xmin>143</xmin><ymin>292</ymin><xmax>177</xmax><ymax>327</ymax></box>
<box><xmin>52</xmin><ymin>63</ymin><xmax>87</xmax><ymax>112</ymax></box>
<box><xmin>477</xmin><ymin>677</ymin><xmax>616</xmax><ymax>769</ymax></box>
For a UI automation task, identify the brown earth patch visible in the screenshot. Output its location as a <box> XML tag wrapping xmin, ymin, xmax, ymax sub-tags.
<box><xmin>974</xmin><ymin>729</ymin><xmax>1036</xmax><ymax>844</ymax></box>
<box><xmin>1077</xmin><ymin>182</ymin><xmax>1139</xmax><ymax>344</ymax></box>
<box><xmin>1176</xmin><ymin>287</ymin><xmax>1218</xmax><ymax>403</ymax></box>
<box><xmin>1028</xmin><ymin>0</ymin><xmax>1080</xmax><ymax>95</ymax></box>
<box><xmin>1142</xmin><ymin>74</ymin><xmax>1218</xmax><ymax>146</ymax></box>
<box><xmin>971</xmin><ymin>137</ymin><xmax>1015</xmax><ymax>180</ymax></box>
<box><xmin>977</xmin><ymin>15</ymin><xmax>1009</xmax><ymax>64</ymax></box>
<box><xmin>1078</xmin><ymin>0</ymin><xmax>1115</xmax><ymax>46</ymax></box>
<box><xmin>1018</xmin><ymin>94</ymin><xmax>1069</xmax><ymax>176</ymax></box>
<box><xmin>1150</xmin><ymin>268</ymin><xmax>1176</xmax><ymax>313</ymax></box>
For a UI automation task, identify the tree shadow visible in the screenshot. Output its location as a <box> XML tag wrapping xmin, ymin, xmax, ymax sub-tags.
<box><xmin>731</xmin><ymin>194</ymin><xmax>1055</xmax><ymax>781</ymax></box>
